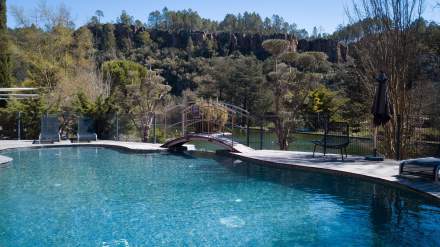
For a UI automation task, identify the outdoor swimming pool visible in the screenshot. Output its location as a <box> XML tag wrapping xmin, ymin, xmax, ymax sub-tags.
<box><xmin>0</xmin><ymin>147</ymin><xmax>439</xmax><ymax>246</ymax></box>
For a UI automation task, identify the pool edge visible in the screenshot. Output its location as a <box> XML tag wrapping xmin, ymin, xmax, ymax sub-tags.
<box><xmin>1</xmin><ymin>141</ymin><xmax>440</xmax><ymax>204</ymax></box>
<box><xmin>227</xmin><ymin>152</ymin><xmax>440</xmax><ymax>205</ymax></box>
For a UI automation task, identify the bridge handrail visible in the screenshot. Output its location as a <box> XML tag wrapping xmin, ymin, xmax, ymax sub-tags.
<box><xmin>161</xmin><ymin>132</ymin><xmax>253</xmax><ymax>153</ymax></box>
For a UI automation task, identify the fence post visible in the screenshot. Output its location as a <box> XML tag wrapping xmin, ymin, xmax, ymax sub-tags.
<box><xmin>246</xmin><ymin>118</ymin><xmax>250</xmax><ymax>146</ymax></box>
<box><xmin>182</xmin><ymin>111</ymin><xmax>185</xmax><ymax>136</ymax></box>
<box><xmin>116</xmin><ymin>112</ymin><xmax>119</xmax><ymax>141</ymax></box>
<box><xmin>259</xmin><ymin>120</ymin><xmax>264</xmax><ymax>150</ymax></box>
<box><xmin>17</xmin><ymin>112</ymin><xmax>21</xmax><ymax>140</ymax></box>
<box><xmin>395</xmin><ymin>114</ymin><xmax>402</xmax><ymax>160</ymax></box>
<box><xmin>164</xmin><ymin>113</ymin><xmax>167</xmax><ymax>140</ymax></box>
<box><xmin>231</xmin><ymin>115</ymin><xmax>234</xmax><ymax>148</ymax></box>
<box><xmin>153</xmin><ymin>113</ymin><xmax>157</xmax><ymax>144</ymax></box>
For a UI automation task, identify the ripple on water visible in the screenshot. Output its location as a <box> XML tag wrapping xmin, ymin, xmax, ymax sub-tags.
<box><xmin>219</xmin><ymin>216</ymin><xmax>245</xmax><ymax>228</ymax></box>
<box><xmin>102</xmin><ymin>239</ymin><xmax>129</xmax><ymax>247</ymax></box>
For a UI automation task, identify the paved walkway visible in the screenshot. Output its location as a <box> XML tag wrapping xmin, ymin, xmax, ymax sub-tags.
<box><xmin>0</xmin><ymin>140</ymin><xmax>166</xmax><ymax>152</ymax></box>
<box><xmin>1</xmin><ymin>140</ymin><xmax>439</xmax><ymax>201</ymax></box>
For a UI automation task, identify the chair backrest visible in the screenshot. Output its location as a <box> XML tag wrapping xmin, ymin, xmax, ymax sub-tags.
<box><xmin>78</xmin><ymin>117</ymin><xmax>95</xmax><ymax>135</ymax></box>
<box><xmin>323</xmin><ymin>121</ymin><xmax>350</xmax><ymax>145</ymax></box>
<box><xmin>41</xmin><ymin>115</ymin><xmax>60</xmax><ymax>138</ymax></box>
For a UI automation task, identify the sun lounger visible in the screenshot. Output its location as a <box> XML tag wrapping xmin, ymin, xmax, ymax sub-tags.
<box><xmin>77</xmin><ymin>117</ymin><xmax>97</xmax><ymax>142</ymax></box>
<box><xmin>399</xmin><ymin>157</ymin><xmax>440</xmax><ymax>181</ymax></box>
<box><xmin>37</xmin><ymin>115</ymin><xmax>60</xmax><ymax>144</ymax></box>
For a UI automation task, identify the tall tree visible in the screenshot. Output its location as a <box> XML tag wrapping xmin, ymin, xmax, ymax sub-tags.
<box><xmin>95</xmin><ymin>10</ymin><xmax>104</xmax><ymax>23</ymax></box>
<box><xmin>0</xmin><ymin>0</ymin><xmax>11</xmax><ymax>87</ymax></box>
<box><xmin>148</xmin><ymin>10</ymin><xmax>161</xmax><ymax>28</ymax></box>
<box><xmin>122</xmin><ymin>71</ymin><xmax>171</xmax><ymax>142</ymax></box>
<box><xmin>263</xmin><ymin>39</ymin><xmax>328</xmax><ymax>150</ymax></box>
<box><xmin>117</xmin><ymin>10</ymin><xmax>134</xmax><ymax>26</ymax></box>
<box><xmin>101</xmin><ymin>23</ymin><xmax>116</xmax><ymax>56</ymax></box>
<box><xmin>102</xmin><ymin>60</ymin><xmax>170</xmax><ymax>142</ymax></box>
<box><xmin>134</xmin><ymin>30</ymin><xmax>151</xmax><ymax>48</ymax></box>
<box><xmin>348</xmin><ymin>0</ymin><xmax>426</xmax><ymax>158</ymax></box>
<box><xmin>199</xmin><ymin>55</ymin><xmax>270</xmax><ymax>116</ymax></box>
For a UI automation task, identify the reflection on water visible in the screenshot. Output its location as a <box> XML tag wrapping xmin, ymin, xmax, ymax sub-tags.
<box><xmin>216</xmin><ymin>155</ymin><xmax>440</xmax><ymax>246</ymax></box>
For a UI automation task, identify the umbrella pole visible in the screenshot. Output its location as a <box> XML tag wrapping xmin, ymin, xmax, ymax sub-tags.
<box><xmin>366</xmin><ymin>125</ymin><xmax>384</xmax><ymax>161</ymax></box>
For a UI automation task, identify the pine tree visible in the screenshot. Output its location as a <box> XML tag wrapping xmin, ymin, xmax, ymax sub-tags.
<box><xmin>186</xmin><ymin>36</ymin><xmax>194</xmax><ymax>57</ymax></box>
<box><xmin>101</xmin><ymin>24</ymin><xmax>116</xmax><ymax>56</ymax></box>
<box><xmin>0</xmin><ymin>0</ymin><xmax>11</xmax><ymax>87</ymax></box>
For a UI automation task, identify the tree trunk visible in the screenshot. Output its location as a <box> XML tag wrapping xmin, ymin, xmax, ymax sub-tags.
<box><xmin>274</xmin><ymin>117</ymin><xmax>289</xmax><ymax>151</ymax></box>
<box><xmin>142</xmin><ymin>124</ymin><xmax>150</xmax><ymax>143</ymax></box>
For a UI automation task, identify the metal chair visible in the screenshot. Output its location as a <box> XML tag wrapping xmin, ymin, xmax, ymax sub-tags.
<box><xmin>312</xmin><ymin>121</ymin><xmax>350</xmax><ymax>160</ymax></box>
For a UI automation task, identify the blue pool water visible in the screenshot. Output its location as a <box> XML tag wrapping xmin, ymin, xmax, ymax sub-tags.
<box><xmin>0</xmin><ymin>147</ymin><xmax>440</xmax><ymax>246</ymax></box>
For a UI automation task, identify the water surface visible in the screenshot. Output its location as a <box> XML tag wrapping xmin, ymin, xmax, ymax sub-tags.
<box><xmin>0</xmin><ymin>147</ymin><xmax>439</xmax><ymax>246</ymax></box>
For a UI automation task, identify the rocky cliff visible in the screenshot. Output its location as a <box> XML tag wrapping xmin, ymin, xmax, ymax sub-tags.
<box><xmin>109</xmin><ymin>24</ymin><xmax>348</xmax><ymax>63</ymax></box>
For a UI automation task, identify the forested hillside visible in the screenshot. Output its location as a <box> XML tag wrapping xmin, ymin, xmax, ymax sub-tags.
<box><xmin>1</xmin><ymin>2</ymin><xmax>439</xmax><ymax>153</ymax></box>
<box><xmin>5</xmin><ymin>7</ymin><xmax>359</xmax><ymax>111</ymax></box>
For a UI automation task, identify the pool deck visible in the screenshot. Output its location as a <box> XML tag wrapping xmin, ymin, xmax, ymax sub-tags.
<box><xmin>0</xmin><ymin>155</ymin><xmax>12</xmax><ymax>165</ymax></box>
<box><xmin>0</xmin><ymin>140</ymin><xmax>166</xmax><ymax>153</ymax></box>
<box><xmin>1</xmin><ymin>140</ymin><xmax>439</xmax><ymax>201</ymax></box>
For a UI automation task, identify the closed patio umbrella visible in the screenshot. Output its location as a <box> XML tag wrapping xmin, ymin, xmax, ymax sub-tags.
<box><xmin>372</xmin><ymin>72</ymin><xmax>392</xmax><ymax>126</ymax></box>
<box><xmin>366</xmin><ymin>71</ymin><xmax>392</xmax><ymax>161</ymax></box>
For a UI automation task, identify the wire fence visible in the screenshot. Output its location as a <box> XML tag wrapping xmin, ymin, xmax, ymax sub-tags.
<box><xmin>0</xmin><ymin>111</ymin><xmax>439</xmax><ymax>160</ymax></box>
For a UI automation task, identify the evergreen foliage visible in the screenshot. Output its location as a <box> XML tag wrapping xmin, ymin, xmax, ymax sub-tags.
<box><xmin>0</xmin><ymin>0</ymin><xmax>11</xmax><ymax>87</ymax></box>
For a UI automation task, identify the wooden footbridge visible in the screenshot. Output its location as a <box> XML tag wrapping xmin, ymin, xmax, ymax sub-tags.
<box><xmin>161</xmin><ymin>133</ymin><xmax>254</xmax><ymax>153</ymax></box>
<box><xmin>160</xmin><ymin>101</ymin><xmax>254</xmax><ymax>153</ymax></box>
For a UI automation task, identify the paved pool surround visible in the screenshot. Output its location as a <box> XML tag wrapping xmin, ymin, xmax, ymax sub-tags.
<box><xmin>0</xmin><ymin>140</ymin><xmax>439</xmax><ymax>202</ymax></box>
<box><xmin>0</xmin><ymin>155</ymin><xmax>12</xmax><ymax>165</ymax></box>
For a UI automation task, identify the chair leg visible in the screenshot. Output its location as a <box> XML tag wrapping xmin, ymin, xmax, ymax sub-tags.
<box><xmin>313</xmin><ymin>145</ymin><xmax>316</xmax><ymax>157</ymax></box>
<box><xmin>340</xmin><ymin>148</ymin><xmax>344</xmax><ymax>161</ymax></box>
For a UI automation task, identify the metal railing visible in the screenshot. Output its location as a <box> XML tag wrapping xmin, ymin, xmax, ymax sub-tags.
<box><xmin>1</xmin><ymin>111</ymin><xmax>439</xmax><ymax>159</ymax></box>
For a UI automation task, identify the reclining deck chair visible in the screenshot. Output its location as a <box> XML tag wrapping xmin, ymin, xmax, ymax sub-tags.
<box><xmin>37</xmin><ymin>115</ymin><xmax>61</xmax><ymax>144</ymax></box>
<box><xmin>77</xmin><ymin>117</ymin><xmax>97</xmax><ymax>142</ymax></box>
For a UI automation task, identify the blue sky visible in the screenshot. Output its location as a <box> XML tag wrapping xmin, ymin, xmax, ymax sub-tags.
<box><xmin>7</xmin><ymin>0</ymin><xmax>440</xmax><ymax>33</ymax></box>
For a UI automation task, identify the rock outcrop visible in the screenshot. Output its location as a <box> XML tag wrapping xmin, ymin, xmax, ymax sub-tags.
<box><xmin>297</xmin><ymin>38</ymin><xmax>348</xmax><ymax>63</ymax></box>
<box><xmin>107</xmin><ymin>24</ymin><xmax>348</xmax><ymax>63</ymax></box>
